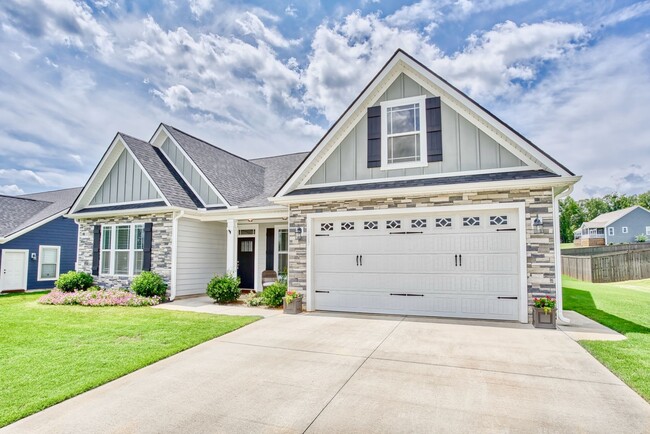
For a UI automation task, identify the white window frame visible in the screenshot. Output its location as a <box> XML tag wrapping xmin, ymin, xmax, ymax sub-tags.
<box><xmin>622</xmin><ymin>226</ymin><xmax>628</xmax><ymax>234</ymax></box>
<box><xmin>274</xmin><ymin>225</ymin><xmax>289</xmax><ymax>277</ymax></box>
<box><xmin>646</xmin><ymin>226</ymin><xmax>650</xmax><ymax>236</ymax></box>
<box><xmin>37</xmin><ymin>245</ymin><xmax>61</xmax><ymax>281</ymax></box>
<box><xmin>380</xmin><ymin>95</ymin><xmax>428</xmax><ymax>171</ymax></box>
<box><xmin>608</xmin><ymin>227</ymin><xmax>615</xmax><ymax>236</ymax></box>
<box><xmin>99</xmin><ymin>223</ymin><xmax>145</xmax><ymax>277</ymax></box>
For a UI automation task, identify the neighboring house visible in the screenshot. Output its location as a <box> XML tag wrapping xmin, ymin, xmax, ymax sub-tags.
<box><xmin>68</xmin><ymin>50</ymin><xmax>579</xmax><ymax>323</ymax></box>
<box><xmin>573</xmin><ymin>205</ymin><xmax>650</xmax><ymax>246</ymax></box>
<box><xmin>0</xmin><ymin>187</ymin><xmax>82</xmax><ymax>292</ymax></box>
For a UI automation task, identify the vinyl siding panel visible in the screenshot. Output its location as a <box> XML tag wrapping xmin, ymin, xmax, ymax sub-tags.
<box><xmin>0</xmin><ymin>216</ymin><xmax>78</xmax><ymax>290</ymax></box>
<box><xmin>305</xmin><ymin>72</ymin><xmax>527</xmax><ymax>186</ymax></box>
<box><xmin>175</xmin><ymin>219</ymin><xmax>226</xmax><ymax>297</ymax></box>
<box><xmin>606</xmin><ymin>208</ymin><xmax>650</xmax><ymax>244</ymax></box>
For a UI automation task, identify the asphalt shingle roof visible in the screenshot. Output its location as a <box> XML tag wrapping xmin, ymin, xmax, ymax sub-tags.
<box><xmin>0</xmin><ymin>187</ymin><xmax>82</xmax><ymax>238</ymax></box>
<box><xmin>582</xmin><ymin>206</ymin><xmax>650</xmax><ymax>228</ymax></box>
<box><xmin>240</xmin><ymin>152</ymin><xmax>310</xmax><ymax>207</ymax></box>
<box><xmin>120</xmin><ymin>133</ymin><xmax>199</xmax><ymax>210</ymax></box>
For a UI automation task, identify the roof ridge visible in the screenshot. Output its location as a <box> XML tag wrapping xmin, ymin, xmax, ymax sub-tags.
<box><xmin>249</xmin><ymin>151</ymin><xmax>310</xmax><ymax>161</ymax></box>
<box><xmin>0</xmin><ymin>194</ymin><xmax>50</xmax><ymax>203</ymax></box>
<box><xmin>162</xmin><ymin>124</ymin><xmax>261</xmax><ymax>167</ymax></box>
<box><xmin>19</xmin><ymin>186</ymin><xmax>83</xmax><ymax>196</ymax></box>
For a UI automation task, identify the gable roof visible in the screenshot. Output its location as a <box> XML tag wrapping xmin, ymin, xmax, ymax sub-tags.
<box><xmin>0</xmin><ymin>187</ymin><xmax>82</xmax><ymax>240</ymax></box>
<box><xmin>582</xmin><ymin>206</ymin><xmax>650</xmax><ymax>228</ymax></box>
<box><xmin>275</xmin><ymin>49</ymin><xmax>576</xmax><ymax>198</ymax></box>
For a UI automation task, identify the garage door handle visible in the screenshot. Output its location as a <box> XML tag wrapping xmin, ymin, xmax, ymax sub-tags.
<box><xmin>316</xmin><ymin>290</ymin><xmax>330</xmax><ymax>293</ymax></box>
<box><xmin>359</xmin><ymin>255</ymin><xmax>362</xmax><ymax>266</ymax></box>
<box><xmin>390</xmin><ymin>293</ymin><xmax>407</xmax><ymax>296</ymax></box>
<box><xmin>496</xmin><ymin>228</ymin><xmax>516</xmax><ymax>232</ymax></box>
<box><xmin>497</xmin><ymin>296</ymin><xmax>518</xmax><ymax>299</ymax></box>
<box><xmin>459</xmin><ymin>254</ymin><xmax>462</xmax><ymax>266</ymax></box>
<box><xmin>356</xmin><ymin>255</ymin><xmax>359</xmax><ymax>266</ymax></box>
<box><xmin>454</xmin><ymin>254</ymin><xmax>457</xmax><ymax>266</ymax></box>
<box><xmin>407</xmin><ymin>293</ymin><xmax>424</xmax><ymax>297</ymax></box>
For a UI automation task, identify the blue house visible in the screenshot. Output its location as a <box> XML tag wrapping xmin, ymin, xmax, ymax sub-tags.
<box><xmin>0</xmin><ymin>187</ymin><xmax>82</xmax><ymax>292</ymax></box>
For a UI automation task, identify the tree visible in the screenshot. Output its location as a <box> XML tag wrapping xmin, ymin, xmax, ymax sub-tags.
<box><xmin>637</xmin><ymin>192</ymin><xmax>650</xmax><ymax>210</ymax></box>
<box><xmin>581</xmin><ymin>197</ymin><xmax>609</xmax><ymax>221</ymax></box>
<box><xmin>559</xmin><ymin>197</ymin><xmax>586</xmax><ymax>243</ymax></box>
<box><xmin>603</xmin><ymin>193</ymin><xmax>636</xmax><ymax>211</ymax></box>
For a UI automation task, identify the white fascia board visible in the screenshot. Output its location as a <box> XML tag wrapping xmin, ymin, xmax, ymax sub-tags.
<box><xmin>68</xmin><ymin>206</ymin><xmax>182</xmax><ymax>220</ymax></box>
<box><xmin>156</xmin><ymin>125</ymin><xmax>232</xmax><ymax>208</ymax></box>
<box><xmin>276</xmin><ymin>56</ymin><xmax>403</xmax><ymax>198</ymax></box>
<box><xmin>272</xmin><ymin>176</ymin><xmax>581</xmax><ymax>205</ymax></box>
<box><xmin>0</xmin><ymin>210</ymin><xmax>68</xmax><ymax>244</ymax></box>
<box><xmin>398</xmin><ymin>55</ymin><xmax>571</xmax><ymax>176</ymax></box>
<box><xmin>191</xmin><ymin>205</ymin><xmax>288</xmax><ymax>222</ymax></box>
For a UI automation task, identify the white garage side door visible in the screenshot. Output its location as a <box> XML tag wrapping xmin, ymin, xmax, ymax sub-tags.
<box><xmin>312</xmin><ymin>209</ymin><xmax>522</xmax><ymax>320</ymax></box>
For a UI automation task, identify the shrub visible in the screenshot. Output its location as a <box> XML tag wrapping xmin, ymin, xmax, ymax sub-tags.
<box><xmin>244</xmin><ymin>292</ymin><xmax>264</xmax><ymax>307</ymax></box>
<box><xmin>55</xmin><ymin>271</ymin><xmax>94</xmax><ymax>292</ymax></box>
<box><xmin>131</xmin><ymin>271</ymin><xmax>168</xmax><ymax>300</ymax></box>
<box><xmin>635</xmin><ymin>234</ymin><xmax>647</xmax><ymax>243</ymax></box>
<box><xmin>38</xmin><ymin>289</ymin><xmax>160</xmax><ymax>307</ymax></box>
<box><xmin>261</xmin><ymin>282</ymin><xmax>287</xmax><ymax>307</ymax></box>
<box><xmin>206</xmin><ymin>274</ymin><xmax>241</xmax><ymax>304</ymax></box>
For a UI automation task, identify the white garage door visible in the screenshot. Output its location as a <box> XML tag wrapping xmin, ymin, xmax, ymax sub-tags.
<box><xmin>312</xmin><ymin>208</ymin><xmax>522</xmax><ymax>321</ymax></box>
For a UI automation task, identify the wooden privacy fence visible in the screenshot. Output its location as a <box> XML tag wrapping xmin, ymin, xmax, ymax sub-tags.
<box><xmin>562</xmin><ymin>243</ymin><xmax>650</xmax><ymax>257</ymax></box>
<box><xmin>562</xmin><ymin>249</ymin><xmax>650</xmax><ymax>283</ymax></box>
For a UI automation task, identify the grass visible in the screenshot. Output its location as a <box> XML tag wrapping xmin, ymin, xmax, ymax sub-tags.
<box><xmin>560</xmin><ymin>242</ymin><xmax>576</xmax><ymax>249</ymax></box>
<box><xmin>563</xmin><ymin>276</ymin><xmax>650</xmax><ymax>401</ymax></box>
<box><xmin>0</xmin><ymin>292</ymin><xmax>260</xmax><ymax>427</ymax></box>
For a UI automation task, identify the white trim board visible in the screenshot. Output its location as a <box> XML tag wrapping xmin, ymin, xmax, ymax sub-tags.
<box><xmin>304</xmin><ymin>202</ymin><xmax>528</xmax><ymax>323</ymax></box>
<box><xmin>37</xmin><ymin>245</ymin><xmax>61</xmax><ymax>282</ymax></box>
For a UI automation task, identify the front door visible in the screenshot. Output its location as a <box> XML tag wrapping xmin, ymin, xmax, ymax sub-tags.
<box><xmin>1</xmin><ymin>250</ymin><xmax>28</xmax><ymax>291</ymax></box>
<box><xmin>237</xmin><ymin>238</ymin><xmax>255</xmax><ymax>289</ymax></box>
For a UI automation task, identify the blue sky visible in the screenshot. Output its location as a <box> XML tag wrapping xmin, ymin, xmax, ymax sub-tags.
<box><xmin>0</xmin><ymin>0</ymin><xmax>649</xmax><ymax>198</ymax></box>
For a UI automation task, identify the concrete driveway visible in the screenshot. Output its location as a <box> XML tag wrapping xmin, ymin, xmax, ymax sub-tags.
<box><xmin>4</xmin><ymin>313</ymin><xmax>650</xmax><ymax>433</ymax></box>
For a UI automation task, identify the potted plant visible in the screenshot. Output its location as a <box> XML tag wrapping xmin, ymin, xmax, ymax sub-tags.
<box><xmin>283</xmin><ymin>290</ymin><xmax>303</xmax><ymax>314</ymax></box>
<box><xmin>532</xmin><ymin>296</ymin><xmax>557</xmax><ymax>329</ymax></box>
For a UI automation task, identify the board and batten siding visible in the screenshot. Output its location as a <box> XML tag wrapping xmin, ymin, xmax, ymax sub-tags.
<box><xmin>160</xmin><ymin>138</ymin><xmax>223</xmax><ymax>206</ymax></box>
<box><xmin>90</xmin><ymin>149</ymin><xmax>160</xmax><ymax>205</ymax></box>
<box><xmin>175</xmin><ymin>218</ymin><xmax>227</xmax><ymax>297</ymax></box>
<box><xmin>306</xmin><ymin>73</ymin><xmax>524</xmax><ymax>185</ymax></box>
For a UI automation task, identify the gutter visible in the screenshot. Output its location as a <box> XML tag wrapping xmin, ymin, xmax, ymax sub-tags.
<box><xmin>169</xmin><ymin>210</ymin><xmax>185</xmax><ymax>301</ymax></box>
<box><xmin>553</xmin><ymin>185</ymin><xmax>573</xmax><ymax>324</ymax></box>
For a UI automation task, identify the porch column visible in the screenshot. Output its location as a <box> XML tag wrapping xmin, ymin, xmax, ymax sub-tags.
<box><xmin>226</xmin><ymin>219</ymin><xmax>238</xmax><ymax>274</ymax></box>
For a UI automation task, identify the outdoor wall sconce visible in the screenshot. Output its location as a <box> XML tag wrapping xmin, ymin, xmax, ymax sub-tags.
<box><xmin>532</xmin><ymin>215</ymin><xmax>543</xmax><ymax>234</ymax></box>
<box><xmin>30</xmin><ymin>252</ymin><xmax>37</xmax><ymax>261</ymax></box>
<box><xmin>291</xmin><ymin>226</ymin><xmax>305</xmax><ymax>240</ymax></box>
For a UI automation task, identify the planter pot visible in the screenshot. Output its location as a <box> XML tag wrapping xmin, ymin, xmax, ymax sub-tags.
<box><xmin>283</xmin><ymin>296</ymin><xmax>303</xmax><ymax>314</ymax></box>
<box><xmin>533</xmin><ymin>307</ymin><xmax>556</xmax><ymax>329</ymax></box>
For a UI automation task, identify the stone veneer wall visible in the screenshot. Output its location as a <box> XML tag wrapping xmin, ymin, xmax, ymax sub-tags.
<box><xmin>76</xmin><ymin>213</ymin><xmax>173</xmax><ymax>289</ymax></box>
<box><xmin>288</xmin><ymin>188</ymin><xmax>556</xmax><ymax>314</ymax></box>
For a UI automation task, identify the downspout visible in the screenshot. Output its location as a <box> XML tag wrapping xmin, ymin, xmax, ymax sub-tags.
<box><xmin>170</xmin><ymin>210</ymin><xmax>185</xmax><ymax>301</ymax></box>
<box><xmin>553</xmin><ymin>186</ymin><xmax>573</xmax><ymax>323</ymax></box>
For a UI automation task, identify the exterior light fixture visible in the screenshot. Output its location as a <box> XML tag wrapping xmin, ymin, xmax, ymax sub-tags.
<box><xmin>532</xmin><ymin>215</ymin><xmax>543</xmax><ymax>234</ymax></box>
<box><xmin>291</xmin><ymin>226</ymin><xmax>305</xmax><ymax>240</ymax></box>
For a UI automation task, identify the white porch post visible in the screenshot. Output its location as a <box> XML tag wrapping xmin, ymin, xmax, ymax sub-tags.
<box><xmin>226</xmin><ymin>219</ymin><xmax>238</xmax><ymax>275</ymax></box>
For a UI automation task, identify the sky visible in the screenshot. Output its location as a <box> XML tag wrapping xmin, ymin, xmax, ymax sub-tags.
<box><xmin>0</xmin><ymin>0</ymin><xmax>649</xmax><ymax>199</ymax></box>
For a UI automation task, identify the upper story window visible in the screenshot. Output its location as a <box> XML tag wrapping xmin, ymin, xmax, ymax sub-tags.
<box><xmin>380</xmin><ymin>96</ymin><xmax>428</xmax><ymax>170</ymax></box>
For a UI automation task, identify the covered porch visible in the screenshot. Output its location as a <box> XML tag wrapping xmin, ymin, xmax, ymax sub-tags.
<box><xmin>172</xmin><ymin>208</ymin><xmax>289</xmax><ymax>299</ymax></box>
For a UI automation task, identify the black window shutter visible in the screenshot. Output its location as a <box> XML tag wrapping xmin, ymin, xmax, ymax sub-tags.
<box><xmin>426</xmin><ymin>97</ymin><xmax>443</xmax><ymax>162</ymax></box>
<box><xmin>91</xmin><ymin>225</ymin><xmax>101</xmax><ymax>276</ymax></box>
<box><xmin>143</xmin><ymin>223</ymin><xmax>153</xmax><ymax>272</ymax></box>
<box><xmin>367</xmin><ymin>105</ymin><xmax>381</xmax><ymax>168</ymax></box>
<box><xmin>265</xmin><ymin>228</ymin><xmax>274</xmax><ymax>270</ymax></box>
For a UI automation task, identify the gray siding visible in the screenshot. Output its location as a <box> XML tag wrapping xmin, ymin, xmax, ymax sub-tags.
<box><xmin>306</xmin><ymin>73</ymin><xmax>525</xmax><ymax>186</ymax></box>
<box><xmin>90</xmin><ymin>149</ymin><xmax>160</xmax><ymax>205</ymax></box>
<box><xmin>175</xmin><ymin>218</ymin><xmax>227</xmax><ymax>297</ymax></box>
<box><xmin>606</xmin><ymin>208</ymin><xmax>650</xmax><ymax>244</ymax></box>
<box><xmin>161</xmin><ymin>138</ymin><xmax>223</xmax><ymax>206</ymax></box>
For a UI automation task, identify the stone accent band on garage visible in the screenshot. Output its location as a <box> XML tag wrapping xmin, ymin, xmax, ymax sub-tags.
<box><xmin>287</xmin><ymin>188</ymin><xmax>555</xmax><ymax>316</ymax></box>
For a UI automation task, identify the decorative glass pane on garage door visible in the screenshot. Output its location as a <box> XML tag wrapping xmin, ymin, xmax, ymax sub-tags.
<box><xmin>435</xmin><ymin>218</ymin><xmax>452</xmax><ymax>228</ymax></box>
<box><xmin>490</xmin><ymin>215</ymin><xmax>508</xmax><ymax>226</ymax></box>
<box><xmin>320</xmin><ymin>223</ymin><xmax>333</xmax><ymax>231</ymax></box>
<box><xmin>463</xmin><ymin>216</ymin><xmax>480</xmax><ymax>227</ymax></box>
<box><xmin>386</xmin><ymin>220</ymin><xmax>401</xmax><ymax>229</ymax></box>
<box><xmin>364</xmin><ymin>221</ymin><xmax>378</xmax><ymax>230</ymax></box>
<box><xmin>341</xmin><ymin>222</ymin><xmax>355</xmax><ymax>231</ymax></box>
<box><xmin>411</xmin><ymin>219</ymin><xmax>427</xmax><ymax>229</ymax></box>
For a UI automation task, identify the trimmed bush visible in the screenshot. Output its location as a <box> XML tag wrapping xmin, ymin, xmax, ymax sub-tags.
<box><xmin>55</xmin><ymin>271</ymin><xmax>94</xmax><ymax>292</ymax></box>
<box><xmin>206</xmin><ymin>274</ymin><xmax>241</xmax><ymax>304</ymax></box>
<box><xmin>261</xmin><ymin>282</ymin><xmax>287</xmax><ymax>307</ymax></box>
<box><xmin>38</xmin><ymin>289</ymin><xmax>160</xmax><ymax>307</ymax></box>
<box><xmin>131</xmin><ymin>271</ymin><xmax>168</xmax><ymax>300</ymax></box>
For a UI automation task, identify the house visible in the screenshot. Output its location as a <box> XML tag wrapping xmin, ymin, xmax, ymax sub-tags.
<box><xmin>0</xmin><ymin>187</ymin><xmax>82</xmax><ymax>292</ymax></box>
<box><xmin>68</xmin><ymin>50</ymin><xmax>579</xmax><ymax>323</ymax></box>
<box><xmin>573</xmin><ymin>205</ymin><xmax>650</xmax><ymax>246</ymax></box>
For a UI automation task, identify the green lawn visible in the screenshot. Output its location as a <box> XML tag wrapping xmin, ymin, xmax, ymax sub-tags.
<box><xmin>0</xmin><ymin>292</ymin><xmax>259</xmax><ymax>427</ymax></box>
<box><xmin>563</xmin><ymin>276</ymin><xmax>650</xmax><ymax>401</ymax></box>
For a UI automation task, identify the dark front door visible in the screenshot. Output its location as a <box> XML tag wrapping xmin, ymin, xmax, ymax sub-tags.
<box><xmin>237</xmin><ymin>237</ymin><xmax>255</xmax><ymax>289</ymax></box>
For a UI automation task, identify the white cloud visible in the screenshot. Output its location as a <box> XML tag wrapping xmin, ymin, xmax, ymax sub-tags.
<box><xmin>494</xmin><ymin>35</ymin><xmax>650</xmax><ymax>198</ymax></box>
<box><xmin>236</xmin><ymin>11</ymin><xmax>299</xmax><ymax>48</ymax></box>
<box><xmin>0</xmin><ymin>169</ymin><xmax>47</xmax><ymax>185</ymax></box>
<box><xmin>600</xmin><ymin>1</ymin><xmax>650</xmax><ymax>27</ymax></box>
<box><xmin>285</xmin><ymin>4</ymin><xmax>297</xmax><ymax>17</ymax></box>
<box><xmin>188</xmin><ymin>0</ymin><xmax>214</xmax><ymax>18</ymax></box>
<box><xmin>0</xmin><ymin>184</ymin><xmax>25</xmax><ymax>195</ymax></box>
<box><xmin>153</xmin><ymin>84</ymin><xmax>194</xmax><ymax>111</ymax></box>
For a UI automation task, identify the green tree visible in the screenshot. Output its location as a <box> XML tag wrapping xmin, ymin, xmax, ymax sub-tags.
<box><xmin>603</xmin><ymin>193</ymin><xmax>636</xmax><ymax>211</ymax></box>
<box><xmin>559</xmin><ymin>197</ymin><xmax>586</xmax><ymax>243</ymax></box>
<box><xmin>581</xmin><ymin>197</ymin><xmax>610</xmax><ymax>221</ymax></box>
<box><xmin>637</xmin><ymin>192</ymin><xmax>650</xmax><ymax>210</ymax></box>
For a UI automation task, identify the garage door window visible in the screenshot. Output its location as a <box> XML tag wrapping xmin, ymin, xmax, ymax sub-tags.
<box><xmin>364</xmin><ymin>221</ymin><xmax>378</xmax><ymax>230</ymax></box>
<box><xmin>490</xmin><ymin>215</ymin><xmax>508</xmax><ymax>226</ymax></box>
<box><xmin>411</xmin><ymin>219</ymin><xmax>427</xmax><ymax>228</ymax></box>
<box><xmin>341</xmin><ymin>222</ymin><xmax>355</xmax><ymax>231</ymax></box>
<box><xmin>463</xmin><ymin>217</ymin><xmax>480</xmax><ymax>227</ymax></box>
<box><xmin>386</xmin><ymin>220</ymin><xmax>401</xmax><ymax>229</ymax></box>
<box><xmin>320</xmin><ymin>223</ymin><xmax>333</xmax><ymax>232</ymax></box>
<box><xmin>435</xmin><ymin>218</ymin><xmax>452</xmax><ymax>228</ymax></box>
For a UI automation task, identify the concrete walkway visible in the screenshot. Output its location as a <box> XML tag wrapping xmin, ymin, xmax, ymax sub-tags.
<box><xmin>153</xmin><ymin>296</ymin><xmax>282</xmax><ymax>318</ymax></box>
<box><xmin>3</xmin><ymin>313</ymin><xmax>649</xmax><ymax>433</ymax></box>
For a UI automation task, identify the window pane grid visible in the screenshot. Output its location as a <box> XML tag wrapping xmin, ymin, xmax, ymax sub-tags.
<box><xmin>100</xmin><ymin>223</ymin><xmax>145</xmax><ymax>276</ymax></box>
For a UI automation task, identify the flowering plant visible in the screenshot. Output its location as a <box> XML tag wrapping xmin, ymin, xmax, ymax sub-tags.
<box><xmin>38</xmin><ymin>289</ymin><xmax>161</xmax><ymax>307</ymax></box>
<box><xmin>284</xmin><ymin>290</ymin><xmax>302</xmax><ymax>303</ymax></box>
<box><xmin>533</xmin><ymin>296</ymin><xmax>556</xmax><ymax>314</ymax></box>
